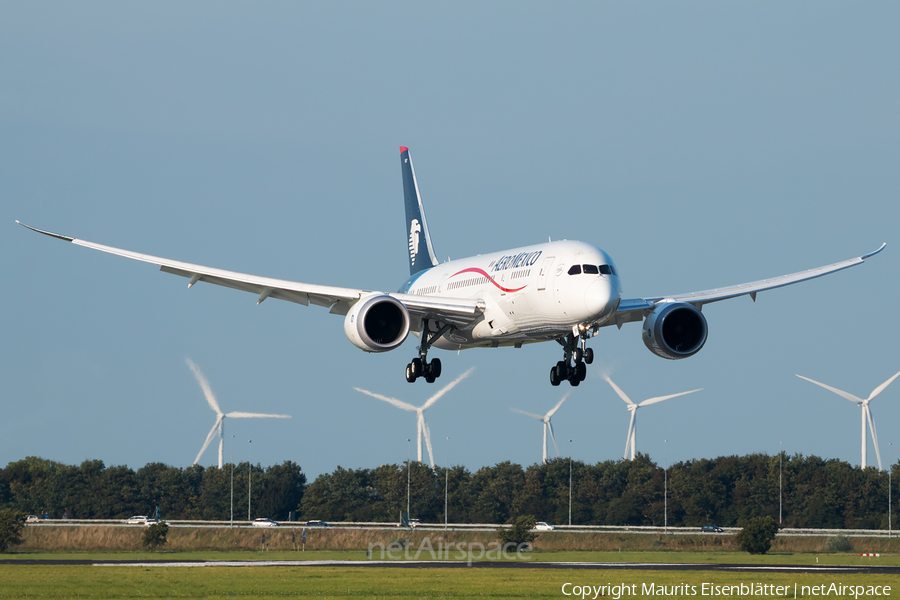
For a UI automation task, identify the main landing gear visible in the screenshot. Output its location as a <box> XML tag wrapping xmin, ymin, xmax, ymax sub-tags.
<box><xmin>406</xmin><ymin>319</ymin><xmax>450</xmax><ymax>384</ymax></box>
<box><xmin>549</xmin><ymin>332</ymin><xmax>594</xmax><ymax>387</ymax></box>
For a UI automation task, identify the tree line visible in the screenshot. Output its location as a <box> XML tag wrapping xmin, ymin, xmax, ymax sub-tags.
<box><xmin>0</xmin><ymin>458</ymin><xmax>305</xmax><ymax>521</ymax></box>
<box><xmin>1</xmin><ymin>454</ymin><xmax>896</xmax><ymax>528</ymax></box>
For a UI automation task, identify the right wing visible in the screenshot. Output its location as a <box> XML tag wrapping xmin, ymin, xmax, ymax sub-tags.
<box><xmin>17</xmin><ymin>221</ymin><xmax>483</xmax><ymax>328</ymax></box>
<box><xmin>605</xmin><ymin>243</ymin><xmax>886</xmax><ymax>329</ymax></box>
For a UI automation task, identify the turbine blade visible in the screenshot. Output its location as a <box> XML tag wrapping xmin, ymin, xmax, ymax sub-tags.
<box><xmin>421</xmin><ymin>366</ymin><xmax>475</xmax><ymax>411</ymax></box>
<box><xmin>510</xmin><ymin>408</ymin><xmax>544</xmax><ymax>421</ymax></box>
<box><xmin>353</xmin><ymin>387</ymin><xmax>417</xmax><ymax>411</ymax></box>
<box><xmin>545</xmin><ymin>391</ymin><xmax>572</xmax><ymax>419</ymax></box>
<box><xmin>796</xmin><ymin>374</ymin><xmax>863</xmax><ymax>404</ymax></box>
<box><xmin>605</xmin><ymin>376</ymin><xmax>635</xmax><ymax>406</ymax></box>
<box><xmin>639</xmin><ymin>389</ymin><xmax>703</xmax><ymax>407</ymax></box>
<box><xmin>548</xmin><ymin>420</ymin><xmax>560</xmax><ymax>457</ymax></box>
<box><xmin>423</xmin><ymin>419</ymin><xmax>435</xmax><ymax>469</ymax></box>
<box><xmin>417</xmin><ymin>413</ymin><xmax>424</xmax><ymax>462</ymax></box>
<box><xmin>194</xmin><ymin>416</ymin><xmax>223</xmax><ymax>465</ymax></box>
<box><xmin>866</xmin><ymin>405</ymin><xmax>882</xmax><ymax>471</ymax></box>
<box><xmin>225</xmin><ymin>412</ymin><xmax>291</xmax><ymax>419</ymax></box>
<box><xmin>187</xmin><ymin>358</ymin><xmax>222</xmax><ymax>416</ymax></box>
<box><xmin>867</xmin><ymin>369</ymin><xmax>900</xmax><ymax>402</ymax></box>
<box><xmin>624</xmin><ymin>410</ymin><xmax>636</xmax><ymax>460</ymax></box>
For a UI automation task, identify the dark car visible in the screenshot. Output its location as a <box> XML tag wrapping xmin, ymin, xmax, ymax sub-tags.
<box><xmin>304</xmin><ymin>520</ymin><xmax>332</xmax><ymax>528</ymax></box>
<box><xmin>700</xmin><ymin>525</ymin><xmax>724</xmax><ymax>533</ymax></box>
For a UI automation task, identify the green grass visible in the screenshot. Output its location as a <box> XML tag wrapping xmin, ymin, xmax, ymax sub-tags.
<box><xmin>0</xmin><ymin>566</ymin><xmax>897</xmax><ymax>599</ymax></box>
<box><xmin>3</xmin><ymin>548</ymin><xmax>899</xmax><ymax>567</ymax></box>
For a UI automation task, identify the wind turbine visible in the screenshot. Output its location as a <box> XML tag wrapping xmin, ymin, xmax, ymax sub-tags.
<box><xmin>187</xmin><ymin>358</ymin><xmax>291</xmax><ymax>469</ymax></box>
<box><xmin>354</xmin><ymin>367</ymin><xmax>474</xmax><ymax>469</ymax></box>
<box><xmin>605</xmin><ymin>376</ymin><xmax>702</xmax><ymax>461</ymax></box>
<box><xmin>511</xmin><ymin>392</ymin><xmax>571</xmax><ymax>465</ymax></box>
<box><xmin>795</xmin><ymin>369</ymin><xmax>900</xmax><ymax>471</ymax></box>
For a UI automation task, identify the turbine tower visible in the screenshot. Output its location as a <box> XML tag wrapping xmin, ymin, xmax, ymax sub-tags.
<box><xmin>354</xmin><ymin>367</ymin><xmax>474</xmax><ymax>469</ymax></box>
<box><xmin>605</xmin><ymin>376</ymin><xmax>702</xmax><ymax>461</ymax></box>
<box><xmin>511</xmin><ymin>392</ymin><xmax>571</xmax><ymax>465</ymax></box>
<box><xmin>796</xmin><ymin>369</ymin><xmax>900</xmax><ymax>471</ymax></box>
<box><xmin>187</xmin><ymin>358</ymin><xmax>291</xmax><ymax>469</ymax></box>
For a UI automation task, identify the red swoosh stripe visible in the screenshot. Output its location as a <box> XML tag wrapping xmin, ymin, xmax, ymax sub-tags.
<box><xmin>451</xmin><ymin>268</ymin><xmax>526</xmax><ymax>293</ymax></box>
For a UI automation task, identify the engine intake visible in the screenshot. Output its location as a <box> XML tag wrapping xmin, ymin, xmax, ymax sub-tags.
<box><xmin>642</xmin><ymin>302</ymin><xmax>708</xmax><ymax>360</ymax></box>
<box><xmin>344</xmin><ymin>293</ymin><xmax>410</xmax><ymax>352</ymax></box>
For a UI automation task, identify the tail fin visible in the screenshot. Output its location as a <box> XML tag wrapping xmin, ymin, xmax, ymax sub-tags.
<box><xmin>400</xmin><ymin>146</ymin><xmax>439</xmax><ymax>276</ymax></box>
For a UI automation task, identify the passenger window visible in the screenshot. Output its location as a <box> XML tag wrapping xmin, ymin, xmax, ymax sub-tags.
<box><xmin>583</xmin><ymin>264</ymin><xmax>599</xmax><ymax>274</ymax></box>
<box><xmin>599</xmin><ymin>265</ymin><xmax>611</xmax><ymax>275</ymax></box>
<box><xmin>567</xmin><ymin>265</ymin><xmax>582</xmax><ymax>275</ymax></box>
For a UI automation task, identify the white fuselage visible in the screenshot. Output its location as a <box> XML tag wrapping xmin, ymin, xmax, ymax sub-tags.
<box><xmin>398</xmin><ymin>240</ymin><xmax>622</xmax><ymax>350</ymax></box>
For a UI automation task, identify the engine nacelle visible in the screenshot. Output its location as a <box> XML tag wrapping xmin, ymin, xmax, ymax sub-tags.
<box><xmin>642</xmin><ymin>302</ymin><xmax>708</xmax><ymax>360</ymax></box>
<box><xmin>344</xmin><ymin>293</ymin><xmax>410</xmax><ymax>352</ymax></box>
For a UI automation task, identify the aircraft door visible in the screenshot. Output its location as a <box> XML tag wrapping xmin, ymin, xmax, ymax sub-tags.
<box><xmin>536</xmin><ymin>257</ymin><xmax>555</xmax><ymax>291</ymax></box>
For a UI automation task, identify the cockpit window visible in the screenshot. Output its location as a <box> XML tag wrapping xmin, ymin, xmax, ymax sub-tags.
<box><xmin>567</xmin><ymin>265</ymin><xmax>582</xmax><ymax>275</ymax></box>
<box><xmin>582</xmin><ymin>264</ymin><xmax>599</xmax><ymax>274</ymax></box>
<box><xmin>599</xmin><ymin>265</ymin><xmax>611</xmax><ymax>275</ymax></box>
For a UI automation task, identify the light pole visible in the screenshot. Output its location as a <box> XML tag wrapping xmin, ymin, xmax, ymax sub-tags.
<box><xmin>664</xmin><ymin>439</ymin><xmax>668</xmax><ymax>535</ymax></box>
<box><xmin>248</xmin><ymin>440</ymin><xmax>252</xmax><ymax>522</ymax></box>
<box><xmin>445</xmin><ymin>437</ymin><xmax>449</xmax><ymax>530</ymax></box>
<box><xmin>779</xmin><ymin>441</ymin><xmax>783</xmax><ymax>525</ymax></box>
<box><xmin>890</xmin><ymin>443</ymin><xmax>893</xmax><ymax>539</ymax></box>
<box><xmin>230</xmin><ymin>435</ymin><xmax>234</xmax><ymax>528</ymax></box>
<box><xmin>568</xmin><ymin>440</ymin><xmax>573</xmax><ymax>527</ymax></box>
<box><xmin>406</xmin><ymin>439</ymin><xmax>411</xmax><ymax>520</ymax></box>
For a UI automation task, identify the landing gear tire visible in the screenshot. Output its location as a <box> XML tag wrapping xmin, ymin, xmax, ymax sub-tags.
<box><xmin>575</xmin><ymin>361</ymin><xmax>587</xmax><ymax>381</ymax></box>
<box><xmin>584</xmin><ymin>347</ymin><xmax>594</xmax><ymax>365</ymax></box>
<box><xmin>430</xmin><ymin>358</ymin><xmax>442</xmax><ymax>378</ymax></box>
<box><xmin>555</xmin><ymin>361</ymin><xmax>567</xmax><ymax>380</ymax></box>
<box><xmin>425</xmin><ymin>374</ymin><xmax>436</xmax><ymax>384</ymax></box>
<box><xmin>411</xmin><ymin>358</ymin><xmax>424</xmax><ymax>377</ymax></box>
<box><xmin>573</xmin><ymin>348</ymin><xmax>583</xmax><ymax>363</ymax></box>
<box><xmin>550</xmin><ymin>367</ymin><xmax>561</xmax><ymax>386</ymax></box>
<box><xmin>406</xmin><ymin>364</ymin><xmax>416</xmax><ymax>383</ymax></box>
<box><xmin>569</xmin><ymin>375</ymin><xmax>580</xmax><ymax>387</ymax></box>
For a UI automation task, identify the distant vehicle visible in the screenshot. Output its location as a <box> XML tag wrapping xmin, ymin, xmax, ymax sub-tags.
<box><xmin>251</xmin><ymin>518</ymin><xmax>279</xmax><ymax>527</ymax></box>
<box><xmin>533</xmin><ymin>522</ymin><xmax>556</xmax><ymax>531</ymax></box>
<box><xmin>144</xmin><ymin>520</ymin><xmax>171</xmax><ymax>527</ymax></box>
<box><xmin>125</xmin><ymin>516</ymin><xmax>150</xmax><ymax>525</ymax></box>
<box><xmin>701</xmin><ymin>525</ymin><xmax>723</xmax><ymax>533</ymax></box>
<box><xmin>408</xmin><ymin>519</ymin><xmax>422</xmax><ymax>528</ymax></box>
<box><xmin>304</xmin><ymin>520</ymin><xmax>332</xmax><ymax>528</ymax></box>
<box><xmin>25</xmin><ymin>515</ymin><xmax>41</xmax><ymax>523</ymax></box>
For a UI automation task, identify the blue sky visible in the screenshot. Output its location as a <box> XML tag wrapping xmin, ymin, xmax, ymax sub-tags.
<box><xmin>3</xmin><ymin>2</ymin><xmax>898</xmax><ymax>480</ymax></box>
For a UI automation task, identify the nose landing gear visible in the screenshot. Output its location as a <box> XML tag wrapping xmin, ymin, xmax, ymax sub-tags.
<box><xmin>549</xmin><ymin>330</ymin><xmax>593</xmax><ymax>387</ymax></box>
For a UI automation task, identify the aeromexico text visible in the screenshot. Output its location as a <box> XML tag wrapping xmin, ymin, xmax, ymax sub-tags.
<box><xmin>489</xmin><ymin>251</ymin><xmax>543</xmax><ymax>273</ymax></box>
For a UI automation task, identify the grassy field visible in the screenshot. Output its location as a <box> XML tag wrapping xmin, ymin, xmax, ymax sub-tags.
<box><xmin>0</xmin><ymin>565</ymin><xmax>897</xmax><ymax>599</ymax></box>
<box><xmin>18</xmin><ymin>525</ymin><xmax>900</xmax><ymax>555</ymax></box>
<box><xmin>3</xmin><ymin>549</ymin><xmax>899</xmax><ymax>568</ymax></box>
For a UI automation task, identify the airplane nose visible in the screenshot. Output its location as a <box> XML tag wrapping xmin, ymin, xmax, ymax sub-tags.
<box><xmin>585</xmin><ymin>278</ymin><xmax>614</xmax><ymax>317</ymax></box>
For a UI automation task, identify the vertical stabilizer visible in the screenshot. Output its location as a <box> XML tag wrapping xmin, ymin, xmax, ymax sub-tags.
<box><xmin>400</xmin><ymin>147</ymin><xmax>439</xmax><ymax>275</ymax></box>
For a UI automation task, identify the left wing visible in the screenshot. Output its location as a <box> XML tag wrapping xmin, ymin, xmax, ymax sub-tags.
<box><xmin>16</xmin><ymin>221</ymin><xmax>483</xmax><ymax>327</ymax></box>
<box><xmin>606</xmin><ymin>243</ymin><xmax>886</xmax><ymax>329</ymax></box>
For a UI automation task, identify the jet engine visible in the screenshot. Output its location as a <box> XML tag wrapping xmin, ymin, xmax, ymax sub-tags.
<box><xmin>642</xmin><ymin>302</ymin><xmax>708</xmax><ymax>360</ymax></box>
<box><xmin>344</xmin><ymin>293</ymin><xmax>411</xmax><ymax>352</ymax></box>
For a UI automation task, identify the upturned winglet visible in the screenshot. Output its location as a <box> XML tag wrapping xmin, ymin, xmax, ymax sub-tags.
<box><xmin>16</xmin><ymin>220</ymin><xmax>75</xmax><ymax>242</ymax></box>
<box><xmin>861</xmin><ymin>242</ymin><xmax>887</xmax><ymax>261</ymax></box>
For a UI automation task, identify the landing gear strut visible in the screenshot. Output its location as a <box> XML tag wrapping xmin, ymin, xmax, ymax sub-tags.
<box><xmin>549</xmin><ymin>329</ymin><xmax>593</xmax><ymax>387</ymax></box>
<box><xmin>406</xmin><ymin>319</ymin><xmax>450</xmax><ymax>384</ymax></box>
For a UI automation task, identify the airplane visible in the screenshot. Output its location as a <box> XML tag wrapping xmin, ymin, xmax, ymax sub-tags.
<box><xmin>18</xmin><ymin>147</ymin><xmax>886</xmax><ymax>387</ymax></box>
